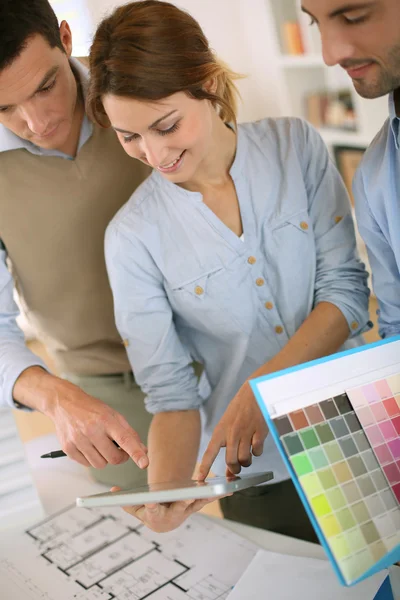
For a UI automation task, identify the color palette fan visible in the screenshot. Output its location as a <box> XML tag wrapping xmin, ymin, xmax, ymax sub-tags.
<box><xmin>250</xmin><ymin>337</ymin><xmax>400</xmax><ymax>587</ymax></box>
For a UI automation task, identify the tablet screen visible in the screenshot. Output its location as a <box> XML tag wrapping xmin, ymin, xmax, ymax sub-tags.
<box><xmin>76</xmin><ymin>472</ymin><xmax>274</xmax><ymax>508</ymax></box>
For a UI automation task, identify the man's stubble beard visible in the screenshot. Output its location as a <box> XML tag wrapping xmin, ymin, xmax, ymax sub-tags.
<box><xmin>354</xmin><ymin>43</ymin><xmax>400</xmax><ymax>99</ymax></box>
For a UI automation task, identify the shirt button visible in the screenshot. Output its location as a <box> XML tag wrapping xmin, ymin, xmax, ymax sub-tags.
<box><xmin>335</xmin><ymin>216</ymin><xmax>343</xmax><ymax>224</ymax></box>
<box><xmin>195</xmin><ymin>286</ymin><xmax>204</xmax><ymax>295</ymax></box>
<box><xmin>300</xmin><ymin>221</ymin><xmax>309</xmax><ymax>231</ymax></box>
<box><xmin>275</xmin><ymin>325</ymin><xmax>284</xmax><ymax>335</ymax></box>
<box><xmin>351</xmin><ymin>321</ymin><xmax>359</xmax><ymax>331</ymax></box>
<box><xmin>265</xmin><ymin>301</ymin><xmax>274</xmax><ymax>310</ymax></box>
<box><xmin>248</xmin><ymin>256</ymin><xmax>257</xmax><ymax>265</ymax></box>
<box><xmin>122</xmin><ymin>339</ymin><xmax>130</xmax><ymax>348</ymax></box>
<box><xmin>256</xmin><ymin>278</ymin><xmax>265</xmax><ymax>287</ymax></box>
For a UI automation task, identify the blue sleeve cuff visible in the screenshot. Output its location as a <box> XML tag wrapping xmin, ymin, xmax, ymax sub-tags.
<box><xmin>1</xmin><ymin>349</ymin><xmax>48</xmax><ymax>410</ymax></box>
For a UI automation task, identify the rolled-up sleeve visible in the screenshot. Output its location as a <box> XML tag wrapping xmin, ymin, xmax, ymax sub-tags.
<box><xmin>105</xmin><ymin>223</ymin><xmax>202</xmax><ymax>414</ymax></box>
<box><xmin>299</xmin><ymin>121</ymin><xmax>371</xmax><ymax>336</ymax></box>
<box><xmin>354</xmin><ymin>168</ymin><xmax>400</xmax><ymax>338</ymax></box>
<box><xmin>0</xmin><ymin>243</ymin><xmax>47</xmax><ymax>410</ymax></box>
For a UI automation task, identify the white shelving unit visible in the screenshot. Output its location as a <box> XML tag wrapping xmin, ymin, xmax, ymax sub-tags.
<box><xmin>265</xmin><ymin>0</ymin><xmax>388</xmax><ymax>151</ymax></box>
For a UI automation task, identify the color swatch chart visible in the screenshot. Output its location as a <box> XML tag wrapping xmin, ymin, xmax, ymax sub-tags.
<box><xmin>273</xmin><ymin>391</ymin><xmax>400</xmax><ymax>585</ymax></box>
<box><xmin>347</xmin><ymin>375</ymin><xmax>400</xmax><ymax>503</ymax></box>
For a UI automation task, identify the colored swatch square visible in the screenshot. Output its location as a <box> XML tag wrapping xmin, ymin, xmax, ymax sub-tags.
<box><xmin>299</xmin><ymin>428</ymin><xmax>320</xmax><ymax>450</ymax></box>
<box><xmin>374</xmin><ymin>379</ymin><xmax>393</xmax><ymax>400</ymax></box>
<box><xmin>351</xmin><ymin>501</ymin><xmax>370</xmax><ymax>524</ymax></box>
<box><xmin>342</xmin><ymin>481</ymin><xmax>361</xmax><ymax>504</ymax></box>
<box><xmin>320</xmin><ymin>399</ymin><xmax>339</xmax><ymax>420</ymax></box>
<box><xmin>371</xmin><ymin>402</ymin><xmax>389</xmax><ymax>422</ymax></box>
<box><xmin>338</xmin><ymin>436</ymin><xmax>358</xmax><ymax>458</ymax></box>
<box><xmin>314</xmin><ymin>422</ymin><xmax>335</xmax><ymax>444</ymax></box>
<box><xmin>387</xmin><ymin>375</ymin><xmax>400</xmax><ymax>396</ymax></box>
<box><xmin>289</xmin><ymin>409</ymin><xmax>309</xmax><ymax>430</ymax></box>
<box><xmin>300</xmin><ymin>473</ymin><xmax>323</xmax><ymax>497</ymax></box>
<box><xmin>274</xmin><ymin>415</ymin><xmax>293</xmax><ymax>436</ymax></box>
<box><xmin>348</xmin><ymin>388</ymin><xmax>366</xmax><ymax>408</ymax></box>
<box><xmin>364</xmin><ymin>494</ymin><xmax>385</xmax><ymax>518</ymax></box>
<box><xmin>360</xmin><ymin>521</ymin><xmax>380</xmax><ymax>544</ymax></box>
<box><xmin>383</xmin><ymin>463</ymin><xmax>400</xmax><ymax>485</ymax></box>
<box><xmin>336</xmin><ymin>508</ymin><xmax>356</xmax><ymax>531</ymax></box>
<box><xmin>308</xmin><ymin>447</ymin><xmax>328</xmax><ymax>470</ymax></box>
<box><xmin>364</xmin><ymin>424</ymin><xmax>384</xmax><ymax>446</ymax></box>
<box><xmin>282</xmin><ymin>432</ymin><xmax>303</xmax><ymax>456</ymax></box>
<box><xmin>378</xmin><ymin>420</ymin><xmax>397</xmax><ymax>441</ymax></box>
<box><xmin>334</xmin><ymin>393</ymin><xmax>353</xmax><ymax>415</ymax></box>
<box><xmin>391</xmin><ymin>509</ymin><xmax>400</xmax><ymax>529</ymax></box>
<box><xmin>392</xmin><ymin>416</ymin><xmax>400</xmax><ymax>436</ymax></box>
<box><xmin>332</xmin><ymin>461</ymin><xmax>353</xmax><ymax>484</ymax></box>
<box><xmin>383</xmin><ymin>397</ymin><xmax>400</xmax><ymax>417</ymax></box>
<box><xmin>320</xmin><ymin>514</ymin><xmax>341</xmax><ymax>538</ymax></box>
<box><xmin>374</xmin><ymin>444</ymin><xmax>393</xmax><ymax>465</ymax></box>
<box><xmin>352</xmin><ymin>431</ymin><xmax>370</xmax><ymax>453</ymax></box>
<box><xmin>310</xmin><ymin>494</ymin><xmax>332</xmax><ymax>517</ymax></box>
<box><xmin>329</xmin><ymin>535</ymin><xmax>351</xmax><ymax>559</ymax></box>
<box><xmin>388</xmin><ymin>438</ymin><xmax>400</xmax><ymax>460</ymax></box>
<box><xmin>374</xmin><ymin>513</ymin><xmax>395</xmax><ymax>538</ymax></box>
<box><xmin>344</xmin><ymin>528</ymin><xmax>366</xmax><ymax>553</ymax></box>
<box><xmin>329</xmin><ymin>416</ymin><xmax>349</xmax><ymax>439</ymax></box>
<box><xmin>362</xmin><ymin>450</ymin><xmax>380</xmax><ymax>472</ymax></box>
<box><xmin>324</xmin><ymin>441</ymin><xmax>344</xmax><ymax>464</ymax></box>
<box><xmin>380</xmin><ymin>489</ymin><xmax>398</xmax><ymax>511</ymax></box>
<box><xmin>317</xmin><ymin>467</ymin><xmax>337</xmax><ymax>490</ymax></box>
<box><xmin>393</xmin><ymin>483</ymin><xmax>400</xmax><ymax>503</ymax></box>
<box><xmin>291</xmin><ymin>452</ymin><xmax>313</xmax><ymax>477</ymax></box>
<box><xmin>304</xmin><ymin>404</ymin><xmax>325</xmax><ymax>425</ymax></box>
<box><xmin>371</xmin><ymin>470</ymin><xmax>390</xmax><ymax>492</ymax></box>
<box><xmin>356</xmin><ymin>407</ymin><xmax>374</xmax><ymax>428</ymax></box>
<box><xmin>343</xmin><ymin>413</ymin><xmax>362</xmax><ymax>433</ymax></box>
<box><xmin>370</xmin><ymin>541</ymin><xmax>387</xmax><ymax>562</ymax></box>
<box><xmin>347</xmin><ymin>455</ymin><xmax>367</xmax><ymax>478</ymax></box>
<box><xmin>327</xmin><ymin>487</ymin><xmax>347</xmax><ymax>510</ymax></box>
<box><xmin>357</xmin><ymin>474</ymin><xmax>376</xmax><ymax>498</ymax></box>
<box><xmin>362</xmin><ymin>384</ymin><xmax>380</xmax><ymax>404</ymax></box>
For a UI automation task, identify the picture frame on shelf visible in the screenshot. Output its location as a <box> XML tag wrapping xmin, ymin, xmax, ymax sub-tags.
<box><xmin>333</xmin><ymin>145</ymin><xmax>366</xmax><ymax>207</ymax></box>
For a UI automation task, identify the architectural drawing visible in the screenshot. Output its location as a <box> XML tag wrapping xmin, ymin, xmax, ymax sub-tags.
<box><xmin>0</xmin><ymin>506</ymin><xmax>259</xmax><ymax>599</ymax></box>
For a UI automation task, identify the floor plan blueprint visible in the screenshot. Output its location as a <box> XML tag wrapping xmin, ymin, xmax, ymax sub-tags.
<box><xmin>0</xmin><ymin>505</ymin><xmax>259</xmax><ymax>599</ymax></box>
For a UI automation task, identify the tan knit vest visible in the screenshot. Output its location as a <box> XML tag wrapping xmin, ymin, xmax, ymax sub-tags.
<box><xmin>0</xmin><ymin>124</ymin><xmax>149</xmax><ymax>374</ymax></box>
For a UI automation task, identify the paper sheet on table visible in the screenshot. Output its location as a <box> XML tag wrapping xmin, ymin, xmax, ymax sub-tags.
<box><xmin>227</xmin><ymin>549</ymin><xmax>389</xmax><ymax>600</ymax></box>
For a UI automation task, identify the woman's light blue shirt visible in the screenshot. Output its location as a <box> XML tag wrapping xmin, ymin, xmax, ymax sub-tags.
<box><xmin>105</xmin><ymin>117</ymin><xmax>370</xmax><ymax>481</ymax></box>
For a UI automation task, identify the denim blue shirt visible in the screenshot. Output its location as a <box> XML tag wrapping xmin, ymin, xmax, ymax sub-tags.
<box><xmin>353</xmin><ymin>93</ymin><xmax>400</xmax><ymax>339</ymax></box>
<box><xmin>106</xmin><ymin>117</ymin><xmax>370</xmax><ymax>481</ymax></box>
<box><xmin>0</xmin><ymin>58</ymin><xmax>93</xmax><ymax>409</ymax></box>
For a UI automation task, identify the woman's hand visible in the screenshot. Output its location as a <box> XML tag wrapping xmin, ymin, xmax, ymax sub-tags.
<box><xmin>111</xmin><ymin>487</ymin><xmax>219</xmax><ymax>533</ymax></box>
<box><xmin>197</xmin><ymin>381</ymin><xmax>269</xmax><ymax>480</ymax></box>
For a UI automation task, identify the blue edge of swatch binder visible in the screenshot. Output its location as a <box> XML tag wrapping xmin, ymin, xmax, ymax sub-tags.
<box><xmin>250</xmin><ymin>335</ymin><xmax>400</xmax><ymax>596</ymax></box>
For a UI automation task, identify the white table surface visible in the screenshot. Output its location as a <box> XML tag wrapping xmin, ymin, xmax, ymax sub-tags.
<box><xmin>24</xmin><ymin>434</ymin><xmax>399</xmax><ymax>598</ymax></box>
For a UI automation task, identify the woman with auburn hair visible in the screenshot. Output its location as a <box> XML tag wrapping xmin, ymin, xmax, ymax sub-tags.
<box><xmin>88</xmin><ymin>0</ymin><xmax>370</xmax><ymax>537</ymax></box>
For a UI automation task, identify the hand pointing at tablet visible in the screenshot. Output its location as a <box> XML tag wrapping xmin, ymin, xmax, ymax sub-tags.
<box><xmin>198</xmin><ymin>381</ymin><xmax>268</xmax><ymax>481</ymax></box>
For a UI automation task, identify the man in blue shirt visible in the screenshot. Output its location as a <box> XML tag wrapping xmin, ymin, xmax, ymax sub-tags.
<box><xmin>301</xmin><ymin>0</ymin><xmax>400</xmax><ymax>338</ymax></box>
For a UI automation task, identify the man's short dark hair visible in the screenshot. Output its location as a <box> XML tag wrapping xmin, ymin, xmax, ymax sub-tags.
<box><xmin>0</xmin><ymin>0</ymin><xmax>64</xmax><ymax>71</ymax></box>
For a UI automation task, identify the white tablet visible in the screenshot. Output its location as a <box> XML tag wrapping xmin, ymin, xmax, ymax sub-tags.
<box><xmin>76</xmin><ymin>471</ymin><xmax>273</xmax><ymax>508</ymax></box>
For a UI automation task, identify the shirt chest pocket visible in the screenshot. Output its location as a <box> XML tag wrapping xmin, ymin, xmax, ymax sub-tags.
<box><xmin>166</xmin><ymin>259</ymin><xmax>255</xmax><ymax>336</ymax></box>
<box><xmin>264</xmin><ymin>211</ymin><xmax>316</xmax><ymax>302</ymax></box>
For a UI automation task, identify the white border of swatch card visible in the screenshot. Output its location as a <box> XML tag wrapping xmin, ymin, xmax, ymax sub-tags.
<box><xmin>0</xmin><ymin>408</ymin><xmax>44</xmax><ymax>531</ymax></box>
<box><xmin>250</xmin><ymin>337</ymin><xmax>400</xmax><ymax>587</ymax></box>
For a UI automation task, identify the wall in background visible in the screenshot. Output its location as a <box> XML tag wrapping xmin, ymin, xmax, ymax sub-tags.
<box><xmin>72</xmin><ymin>0</ymin><xmax>285</xmax><ymax>123</ymax></box>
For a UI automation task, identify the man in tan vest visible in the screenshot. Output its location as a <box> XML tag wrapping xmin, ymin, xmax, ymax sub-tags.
<box><xmin>0</xmin><ymin>0</ymin><xmax>152</xmax><ymax>486</ymax></box>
